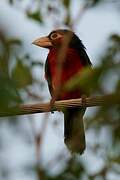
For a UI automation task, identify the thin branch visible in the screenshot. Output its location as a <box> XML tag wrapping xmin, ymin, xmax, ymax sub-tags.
<box><xmin>25</xmin><ymin>87</ymin><xmax>43</xmax><ymax>101</ymax></box>
<box><xmin>0</xmin><ymin>93</ymin><xmax>120</xmax><ymax>117</ymax></box>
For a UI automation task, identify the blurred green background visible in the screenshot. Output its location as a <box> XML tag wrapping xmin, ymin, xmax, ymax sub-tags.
<box><xmin>0</xmin><ymin>0</ymin><xmax>120</xmax><ymax>180</ymax></box>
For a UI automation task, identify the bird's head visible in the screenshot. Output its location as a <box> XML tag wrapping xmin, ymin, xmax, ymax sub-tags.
<box><xmin>32</xmin><ymin>29</ymin><xmax>85</xmax><ymax>50</ymax></box>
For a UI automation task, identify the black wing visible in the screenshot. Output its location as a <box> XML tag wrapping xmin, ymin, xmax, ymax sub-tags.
<box><xmin>69</xmin><ymin>33</ymin><xmax>92</xmax><ymax>66</ymax></box>
<box><xmin>79</xmin><ymin>48</ymin><xmax>92</xmax><ymax>67</ymax></box>
<box><xmin>45</xmin><ymin>57</ymin><xmax>53</xmax><ymax>97</ymax></box>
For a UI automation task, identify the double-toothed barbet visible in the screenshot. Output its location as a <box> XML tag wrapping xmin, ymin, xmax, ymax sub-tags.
<box><xmin>33</xmin><ymin>29</ymin><xmax>92</xmax><ymax>154</ymax></box>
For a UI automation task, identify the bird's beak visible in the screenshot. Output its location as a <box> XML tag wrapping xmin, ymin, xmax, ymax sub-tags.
<box><xmin>32</xmin><ymin>36</ymin><xmax>52</xmax><ymax>48</ymax></box>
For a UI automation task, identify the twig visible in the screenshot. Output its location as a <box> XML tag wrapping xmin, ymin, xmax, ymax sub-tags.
<box><xmin>0</xmin><ymin>93</ymin><xmax>120</xmax><ymax>117</ymax></box>
<box><xmin>25</xmin><ymin>88</ymin><xmax>43</xmax><ymax>101</ymax></box>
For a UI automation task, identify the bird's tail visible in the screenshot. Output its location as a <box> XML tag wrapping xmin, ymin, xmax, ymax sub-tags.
<box><xmin>64</xmin><ymin>107</ymin><xmax>86</xmax><ymax>154</ymax></box>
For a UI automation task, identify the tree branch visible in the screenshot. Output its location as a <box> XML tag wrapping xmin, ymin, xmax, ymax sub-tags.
<box><xmin>0</xmin><ymin>93</ymin><xmax>120</xmax><ymax>117</ymax></box>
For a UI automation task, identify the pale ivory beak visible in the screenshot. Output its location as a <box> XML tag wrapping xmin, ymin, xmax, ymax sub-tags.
<box><xmin>32</xmin><ymin>36</ymin><xmax>52</xmax><ymax>48</ymax></box>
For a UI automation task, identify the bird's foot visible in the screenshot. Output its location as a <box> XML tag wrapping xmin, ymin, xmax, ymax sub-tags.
<box><xmin>50</xmin><ymin>99</ymin><xmax>54</xmax><ymax>114</ymax></box>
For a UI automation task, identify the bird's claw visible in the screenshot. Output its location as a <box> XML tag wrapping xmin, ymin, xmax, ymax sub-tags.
<box><xmin>50</xmin><ymin>99</ymin><xmax>55</xmax><ymax>114</ymax></box>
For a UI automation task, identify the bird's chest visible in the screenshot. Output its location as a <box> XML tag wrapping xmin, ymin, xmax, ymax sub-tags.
<box><xmin>47</xmin><ymin>49</ymin><xmax>58</xmax><ymax>77</ymax></box>
<box><xmin>47</xmin><ymin>49</ymin><xmax>83</xmax><ymax>83</ymax></box>
<box><xmin>47</xmin><ymin>48</ymin><xmax>84</xmax><ymax>99</ymax></box>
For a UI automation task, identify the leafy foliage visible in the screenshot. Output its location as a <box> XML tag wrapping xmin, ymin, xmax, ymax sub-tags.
<box><xmin>0</xmin><ymin>35</ymin><xmax>22</xmax><ymax>110</ymax></box>
<box><xmin>27</xmin><ymin>10</ymin><xmax>43</xmax><ymax>23</ymax></box>
<box><xmin>9</xmin><ymin>0</ymin><xmax>13</xmax><ymax>4</ymax></box>
<box><xmin>12</xmin><ymin>60</ymin><xmax>33</xmax><ymax>88</ymax></box>
<box><xmin>85</xmin><ymin>0</ymin><xmax>103</xmax><ymax>7</ymax></box>
<box><xmin>0</xmin><ymin>73</ymin><xmax>21</xmax><ymax>110</ymax></box>
<box><xmin>62</xmin><ymin>0</ymin><xmax>71</xmax><ymax>9</ymax></box>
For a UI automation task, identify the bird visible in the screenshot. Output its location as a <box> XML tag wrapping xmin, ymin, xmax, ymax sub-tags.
<box><xmin>33</xmin><ymin>29</ymin><xmax>92</xmax><ymax>154</ymax></box>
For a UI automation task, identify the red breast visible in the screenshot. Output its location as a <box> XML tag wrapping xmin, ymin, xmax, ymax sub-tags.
<box><xmin>47</xmin><ymin>48</ymin><xmax>84</xmax><ymax>100</ymax></box>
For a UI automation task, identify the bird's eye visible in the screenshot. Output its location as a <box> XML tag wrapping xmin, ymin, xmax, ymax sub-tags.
<box><xmin>50</xmin><ymin>33</ymin><xmax>58</xmax><ymax>39</ymax></box>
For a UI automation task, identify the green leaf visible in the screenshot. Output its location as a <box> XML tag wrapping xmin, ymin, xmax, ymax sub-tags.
<box><xmin>0</xmin><ymin>74</ymin><xmax>21</xmax><ymax>110</ymax></box>
<box><xmin>63</xmin><ymin>67</ymin><xmax>102</xmax><ymax>95</ymax></box>
<box><xmin>9</xmin><ymin>0</ymin><xmax>14</xmax><ymax>4</ymax></box>
<box><xmin>12</xmin><ymin>60</ymin><xmax>33</xmax><ymax>88</ymax></box>
<box><xmin>85</xmin><ymin>0</ymin><xmax>103</xmax><ymax>8</ymax></box>
<box><xmin>91</xmin><ymin>0</ymin><xmax>102</xmax><ymax>6</ymax></box>
<box><xmin>7</xmin><ymin>38</ymin><xmax>22</xmax><ymax>46</ymax></box>
<box><xmin>27</xmin><ymin>10</ymin><xmax>43</xmax><ymax>23</ymax></box>
<box><xmin>64</xmin><ymin>13</ymin><xmax>71</xmax><ymax>26</ymax></box>
<box><xmin>62</xmin><ymin>0</ymin><xmax>71</xmax><ymax>9</ymax></box>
